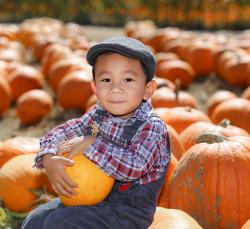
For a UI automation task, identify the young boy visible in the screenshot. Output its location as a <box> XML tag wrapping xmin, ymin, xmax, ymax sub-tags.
<box><xmin>22</xmin><ymin>36</ymin><xmax>170</xmax><ymax>229</ymax></box>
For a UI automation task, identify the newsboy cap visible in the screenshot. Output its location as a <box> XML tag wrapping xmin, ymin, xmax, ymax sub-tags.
<box><xmin>86</xmin><ymin>36</ymin><xmax>155</xmax><ymax>81</ymax></box>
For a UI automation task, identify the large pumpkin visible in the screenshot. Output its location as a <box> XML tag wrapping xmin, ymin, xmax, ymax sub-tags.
<box><xmin>0</xmin><ymin>154</ymin><xmax>50</xmax><ymax>212</ymax></box>
<box><xmin>148</xmin><ymin>207</ymin><xmax>202</xmax><ymax>229</ymax></box>
<box><xmin>60</xmin><ymin>153</ymin><xmax>115</xmax><ymax>206</ymax></box>
<box><xmin>168</xmin><ymin>132</ymin><xmax>250</xmax><ymax>229</ymax></box>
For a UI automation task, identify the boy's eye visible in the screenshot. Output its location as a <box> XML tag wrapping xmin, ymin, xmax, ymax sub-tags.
<box><xmin>101</xmin><ymin>78</ymin><xmax>111</xmax><ymax>82</ymax></box>
<box><xmin>124</xmin><ymin>78</ymin><xmax>134</xmax><ymax>82</ymax></box>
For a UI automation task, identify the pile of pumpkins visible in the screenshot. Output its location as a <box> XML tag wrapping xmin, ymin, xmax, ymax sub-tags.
<box><xmin>0</xmin><ymin>18</ymin><xmax>250</xmax><ymax>228</ymax></box>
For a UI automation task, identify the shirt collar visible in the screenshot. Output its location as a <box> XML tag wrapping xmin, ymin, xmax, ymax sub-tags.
<box><xmin>95</xmin><ymin>100</ymin><xmax>154</xmax><ymax>122</ymax></box>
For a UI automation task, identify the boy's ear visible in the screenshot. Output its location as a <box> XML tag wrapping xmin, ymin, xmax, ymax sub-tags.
<box><xmin>143</xmin><ymin>80</ymin><xmax>157</xmax><ymax>100</ymax></box>
<box><xmin>90</xmin><ymin>80</ymin><xmax>97</xmax><ymax>94</ymax></box>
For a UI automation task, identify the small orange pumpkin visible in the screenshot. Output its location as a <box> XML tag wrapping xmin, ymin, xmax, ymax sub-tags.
<box><xmin>151</xmin><ymin>87</ymin><xmax>198</xmax><ymax>109</ymax></box>
<box><xmin>57</xmin><ymin>70</ymin><xmax>93</xmax><ymax>111</ymax></box>
<box><xmin>60</xmin><ymin>153</ymin><xmax>115</xmax><ymax>206</ymax></box>
<box><xmin>16</xmin><ymin>89</ymin><xmax>53</xmax><ymax>125</ymax></box>
<box><xmin>211</xmin><ymin>98</ymin><xmax>250</xmax><ymax>134</ymax></box>
<box><xmin>9</xmin><ymin>65</ymin><xmax>44</xmax><ymax>100</ymax></box>
<box><xmin>156</xmin><ymin>60</ymin><xmax>195</xmax><ymax>88</ymax></box>
<box><xmin>206</xmin><ymin>90</ymin><xmax>237</xmax><ymax>117</ymax></box>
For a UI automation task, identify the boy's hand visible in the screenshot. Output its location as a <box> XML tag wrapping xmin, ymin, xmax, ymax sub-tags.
<box><xmin>42</xmin><ymin>136</ymin><xmax>97</xmax><ymax>198</ymax></box>
<box><xmin>42</xmin><ymin>154</ymin><xmax>78</xmax><ymax>198</ymax></box>
<box><xmin>58</xmin><ymin>136</ymin><xmax>97</xmax><ymax>159</ymax></box>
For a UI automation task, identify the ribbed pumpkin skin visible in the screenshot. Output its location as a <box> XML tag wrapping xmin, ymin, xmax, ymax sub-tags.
<box><xmin>0</xmin><ymin>136</ymin><xmax>39</xmax><ymax>167</ymax></box>
<box><xmin>148</xmin><ymin>207</ymin><xmax>203</xmax><ymax>229</ymax></box>
<box><xmin>0</xmin><ymin>154</ymin><xmax>49</xmax><ymax>212</ymax></box>
<box><xmin>60</xmin><ymin>154</ymin><xmax>115</xmax><ymax>206</ymax></box>
<box><xmin>168</xmin><ymin>135</ymin><xmax>250</xmax><ymax>229</ymax></box>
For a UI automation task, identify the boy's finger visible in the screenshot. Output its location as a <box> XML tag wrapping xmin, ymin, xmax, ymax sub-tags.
<box><xmin>61</xmin><ymin>157</ymin><xmax>75</xmax><ymax>166</ymax></box>
<box><xmin>62</xmin><ymin>172</ymin><xmax>78</xmax><ymax>189</ymax></box>
<box><xmin>55</xmin><ymin>182</ymin><xmax>73</xmax><ymax>198</ymax></box>
<box><xmin>58</xmin><ymin>178</ymin><xmax>77</xmax><ymax>196</ymax></box>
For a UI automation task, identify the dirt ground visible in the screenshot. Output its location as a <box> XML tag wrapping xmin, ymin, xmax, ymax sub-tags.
<box><xmin>0</xmin><ymin>26</ymin><xmax>246</xmax><ymax>141</ymax></box>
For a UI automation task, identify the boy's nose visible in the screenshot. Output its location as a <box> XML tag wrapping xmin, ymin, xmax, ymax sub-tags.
<box><xmin>110</xmin><ymin>82</ymin><xmax>123</xmax><ymax>93</ymax></box>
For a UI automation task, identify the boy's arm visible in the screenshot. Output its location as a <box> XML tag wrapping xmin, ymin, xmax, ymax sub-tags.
<box><xmin>35</xmin><ymin>108</ymin><xmax>96</xmax><ymax>168</ymax></box>
<box><xmin>83</xmin><ymin>120</ymin><xmax>170</xmax><ymax>182</ymax></box>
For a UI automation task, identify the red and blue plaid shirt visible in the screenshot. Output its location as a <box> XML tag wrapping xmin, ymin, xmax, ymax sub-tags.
<box><xmin>35</xmin><ymin>100</ymin><xmax>170</xmax><ymax>185</ymax></box>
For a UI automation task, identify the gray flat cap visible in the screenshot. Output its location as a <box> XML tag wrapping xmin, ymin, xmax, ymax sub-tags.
<box><xmin>86</xmin><ymin>36</ymin><xmax>155</xmax><ymax>81</ymax></box>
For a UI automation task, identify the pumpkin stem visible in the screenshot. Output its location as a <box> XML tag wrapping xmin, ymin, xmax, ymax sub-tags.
<box><xmin>174</xmin><ymin>78</ymin><xmax>181</xmax><ymax>100</ymax></box>
<box><xmin>219</xmin><ymin>119</ymin><xmax>230</xmax><ymax>128</ymax></box>
<box><xmin>196</xmin><ymin>131</ymin><xmax>228</xmax><ymax>144</ymax></box>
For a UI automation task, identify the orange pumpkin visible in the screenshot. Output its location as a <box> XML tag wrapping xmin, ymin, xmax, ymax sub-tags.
<box><xmin>169</xmin><ymin>133</ymin><xmax>250</xmax><ymax>229</ymax></box>
<box><xmin>57</xmin><ymin>70</ymin><xmax>93</xmax><ymax>111</ymax></box>
<box><xmin>180</xmin><ymin>120</ymin><xmax>249</xmax><ymax>151</ymax></box>
<box><xmin>223</xmin><ymin>53</ymin><xmax>250</xmax><ymax>86</ymax></box>
<box><xmin>0</xmin><ymin>75</ymin><xmax>11</xmax><ymax>115</ymax></box>
<box><xmin>41</xmin><ymin>44</ymin><xmax>72</xmax><ymax>77</ymax></box>
<box><xmin>155</xmin><ymin>52</ymin><xmax>180</xmax><ymax>69</ymax></box>
<box><xmin>148</xmin><ymin>207</ymin><xmax>202</xmax><ymax>229</ymax></box>
<box><xmin>0</xmin><ymin>154</ymin><xmax>50</xmax><ymax>212</ymax></box>
<box><xmin>154</xmin><ymin>77</ymin><xmax>175</xmax><ymax>90</ymax></box>
<box><xmin>48</xmin><ymin>57</ymin><xmax>87</xmax><ymax>92</ymax></box>
<box><xmin>157</xmin><ymin>106</ymin><xmax>211</xmax><ymax>134</ymax></box>
<box><xmin>211</xmin><ymin>98</ymin><xmax>250</xmax><ymax>134</ymax></box>
<box><xmin>60</xmin><ymin>153</ymin><xmax>115</xmax><ymax>206</ymax></box>
<box><xmin>206</xmin><ymin>90</ymin><xmax>237</xmax><ymax>117</ymax></box>
<box><xmin>9</xmin><ymin>65</ymin><xmax>44</xmax><ymax>100</ymax></box>
<box><xmin>0</xmin><ymin>136</ymin><xmax>39</xmax><ymax>167</ymax></box>
<box><xmin>16</xmin><ymin>89</ymin><xmax>53</xmax><ymax>125</ymax></box>
<box><xmin>186</xmin><ymin>41</ymin><xmax>215</xmax><ymax>77</ymax></box>
<box><xmin>151</xmin><ymin>87</ymin><xmax>198</xmax><ymax>109</ymax></box>
<box><xmin>157</xmin><ymin>154</ymin><xmax>178</xmax><ymax>208</ymax></box>
<box><xmin>156</xmin><ymin>60</ymin><xmax>195</xmax><ymax>88</ymax></box>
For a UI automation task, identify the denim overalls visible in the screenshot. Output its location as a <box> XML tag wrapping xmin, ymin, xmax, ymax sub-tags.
<box><xmin>22</xmin><ymin>112</ymin><xmax>169</xmax><ymax>229</ymax></box>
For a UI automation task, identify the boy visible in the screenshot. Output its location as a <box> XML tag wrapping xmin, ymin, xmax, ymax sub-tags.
<box><xmin>22</xmin><ymin>36</ymin><xmax>170</xmax><ymax>229</ymax></box>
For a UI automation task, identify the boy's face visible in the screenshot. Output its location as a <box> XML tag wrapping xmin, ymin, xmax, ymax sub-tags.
<box><xmin>90</xmin><ymin>53</ymin><xmax>156</xmax><ymax>119</ymax></box>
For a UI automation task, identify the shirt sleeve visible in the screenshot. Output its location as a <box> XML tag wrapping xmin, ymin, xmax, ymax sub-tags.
<box><xmin>34</xmin><ymin>108</ymin><xmax>95</xmax><ymax>168</ymax></box>
<box><xmin>84</xmin><ymin>120</ymin><xmax>170</xmax><ymax>182</ymax></box>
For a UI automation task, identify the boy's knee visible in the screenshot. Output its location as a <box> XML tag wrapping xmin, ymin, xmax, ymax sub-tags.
<box><xmin>43</xmin><ymin>211</ymin><xmax>68</xmax><ymax>229</ymax></box>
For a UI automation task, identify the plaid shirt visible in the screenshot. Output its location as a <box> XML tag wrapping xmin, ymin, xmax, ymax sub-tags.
<box><xmin>35</xmin><ymin>100</ymin><xmax>170</xmax><ymax>185</ymax></box>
